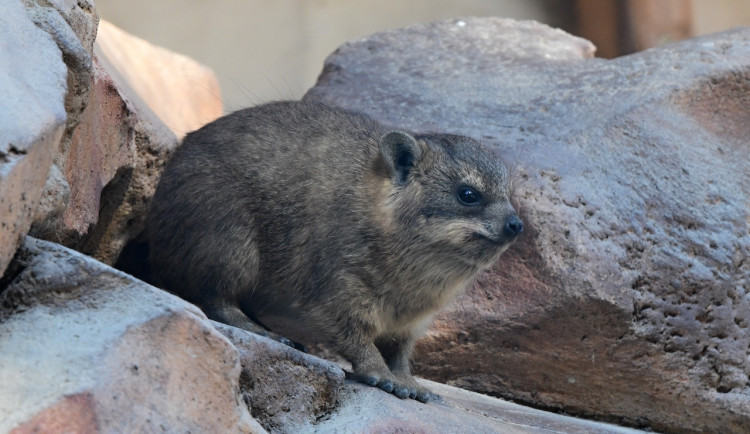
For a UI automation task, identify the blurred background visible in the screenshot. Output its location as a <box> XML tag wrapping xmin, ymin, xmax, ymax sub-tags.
<box><xmin>96</xmin><ymin>0</ymin><xmax>750</xmax><ymax>112</ymax></box>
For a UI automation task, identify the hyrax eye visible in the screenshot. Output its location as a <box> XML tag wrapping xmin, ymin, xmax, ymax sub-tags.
<box><xmin>456</xmin><ymin>186</ymin><xmax>483</xmax><ymax>206</ymax></box>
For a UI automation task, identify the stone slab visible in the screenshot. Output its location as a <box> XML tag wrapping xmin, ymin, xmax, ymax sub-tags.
<box><xmin>0</xmin><ymin>0</ymin><xmax>67</xmax><ymax>276</ymax></box>
<box><xmin>0</xmin><ymin>237</ymin><xmax>263</xmax><ymax>433</ymax></box>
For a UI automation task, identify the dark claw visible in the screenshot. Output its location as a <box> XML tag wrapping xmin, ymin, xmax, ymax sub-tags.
<box><xmin>393</xmin><ymin>386</ymin><xmax>409</xmax><ymax>399</ymax></box>
<box><xmin>408</xmin><ymin>389</ymin><xmax>417</xmax><ymax>399</ymax></box>
<box><xmin>416</xmin><ymin>391</ymin><xmax>431</xmax><ymax>403</ymax></box>
<box><xmin>378</xmin><ymin>380</ymin><xmax>394</xmax><ymax>393</ymax></box>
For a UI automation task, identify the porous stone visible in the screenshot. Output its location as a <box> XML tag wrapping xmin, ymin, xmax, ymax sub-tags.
<box><xmin>21</xmin><ymin>0</ymin><xmax>98</xmax><ymax>133</ymax></box>
<box><xmin>214</xmin><ymin>323</ymin><xmax>344</xmax><ymax>432</ymax></box>
<box><xmin>0</xmin><ymin>237</ymin><xmax>263</xmax><ymax>433</ymax></box>
<box><xmin>305</xmin><ymin>17</ymin><xmax>750</xmax><ymax>433</ymax></box>
<box><xmin>0</xmin><ymin>0</ymin><xmax>67</xmax><ymax>276</ymax></box>
<box><xmin>213</xmin><ymin>323</ymin><xmax>642</xmax><ymax>433</ymax></box>
<box><xmin>30</xmin><ymin>20</ymin><xmax>223</xmax><ymax>265</ymax></box>
<box><xmin>21</xmin><ymin>0</ymin><xmax>99</xmax><ymax>236</ymax></box>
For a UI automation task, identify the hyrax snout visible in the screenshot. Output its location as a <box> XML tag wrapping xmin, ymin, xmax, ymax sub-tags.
<box><xmin>146</xmin><ymin>101</ymin><xmax>521</xmax><ymax>402</ymax></box>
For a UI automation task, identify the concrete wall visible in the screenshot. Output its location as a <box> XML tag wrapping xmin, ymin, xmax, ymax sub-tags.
<box><xmin>693</xmin><ymin>0</ymin><xmax>750</xmax><ymax>35</ymax></box>
<box><xmin>95</xmin><ymin>0</ymin><xmax>573</xmax><ymax>111</ymax></box>
<box><xmin>96</xmin><ymin>0</ymin><xmax>749</xmax><ymax>113</ymax></box>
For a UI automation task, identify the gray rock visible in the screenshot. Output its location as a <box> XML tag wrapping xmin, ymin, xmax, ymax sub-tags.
<box><xmin>0</xmin><ymin>0</ymin><xmax>67</xmax><ymax>276</ymax></box>
<box><xmin>213</xmin><ymin>322</ymin><xmax>643</xmax><ymax>433</ymax></box>
<box><xmin>0</xmin><ymin>237</ymin><xmax>640</xmax><ymax>434</ymax></box>
<box><xmin>310</xmin><ymin>379</ymin><xmax>643</xmax><ymax>434</ymax></box>
<box><xmin>0</xmin><ymin>237</ymin><xmax>263</xmax><ymax>433</ymax></box>
<box><xmin>305</xmin><ymin>17</ymin><xmax>750</xmax><ymax>433</ymax></box>
<box><xmin>215</xmin><ymin>323</ymin><xmax>344</xmax><ymax>432</ymax></box>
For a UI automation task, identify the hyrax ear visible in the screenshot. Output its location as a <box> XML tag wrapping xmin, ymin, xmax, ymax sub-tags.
<box><xmin>380</xmin><ymin>131</ymin><xmax>422</xmax><ymax>185</ymax></box>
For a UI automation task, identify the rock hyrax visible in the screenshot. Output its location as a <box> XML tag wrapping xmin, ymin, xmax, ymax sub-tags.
<box><xmin>147</xmin><ymin>101</ymin><xmax>522</xmax><ymax>402</ymax></box>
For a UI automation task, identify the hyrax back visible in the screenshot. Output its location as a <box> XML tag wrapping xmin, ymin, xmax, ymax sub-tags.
<box><xmin>147</xmin><ymin>101</ymin><xmax>522</xmax><ymax>402</ymax></box>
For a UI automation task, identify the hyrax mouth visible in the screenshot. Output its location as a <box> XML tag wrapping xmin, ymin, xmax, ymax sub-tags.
<box><xmin>472</xmin><ymin>232</ymin><xmax>505</xmax><ymax>245</ymax></box>
<box><xmin>471</xmin><ymin>214</ymin><xmax>524</xmax><ymax>246</ymax></box>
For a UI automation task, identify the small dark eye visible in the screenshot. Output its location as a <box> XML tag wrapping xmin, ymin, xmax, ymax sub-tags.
<box><xmin>457</xmin><ymin>186</ymin><xmax>482</xmax><ymax>206</ymax></box>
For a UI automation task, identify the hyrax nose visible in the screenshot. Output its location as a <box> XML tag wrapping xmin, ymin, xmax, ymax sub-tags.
<box><xmin>504</xmin><ymin>215</ymin><xmax>524</xmax><ymax>238</ymax></box>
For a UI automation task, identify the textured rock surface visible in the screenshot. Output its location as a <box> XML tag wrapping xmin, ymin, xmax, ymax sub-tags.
<box><xmin>311</xmin><ymin>379</ymin><xmax>641</xmax><ymax>434</ymax></box>
<box><xmin>306</xmin><ymin>18</ymin><xmax>750</xmax><ymax>433</ymax></box>
<box><xmin>0</xmin><ymin>0</ymin><xmax>67</xmax><ymax>276</ymax></box>
<box><xmin>215</xmin><ymin>323</ymin><xmax>344</xmax><ymax>432</ymax></box>
<box><xmin>214</xmin><ymin>323</ymin><xmax>641</xmax><ymax>433</ymax></box>
<box><xmin>30</xmin><ymin>20</ymin><xmax>223</xmax><ymax>265</ymax></box>
<box><xmin>0</xmin><ymin>238</ymin><xmax>263</xmax><ymax>433</ymax></box>
<box><xmin>43</xmin><ymin>49</ymin><xmax>177</xmax><ymax>264</ymax></box>
<box><xmin>0</xmin><ymin>237</ymin><xmax>640</xmax><ymax>434</ymax></box>
<box><xmin>22</xmin><ymin>0</ymin><xmax>99</xmax><ymax>238</ymax></box>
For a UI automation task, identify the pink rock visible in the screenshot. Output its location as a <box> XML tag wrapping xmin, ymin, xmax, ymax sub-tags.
<box><xmin>11</xmin><ymin>394</ymin><xmax>98</xmax><ymax>434</ymax></box>
<box><xmin>95</xmin><ymin>20</ymin><xmax>223</xmax><ymax>140</ymax></box>
<box><xmin>61</xmin><ymin>57</ymin><xmax>135</xmax><ymax>241</ymax></box>
<box><xmin>23</xmin><ymin>0</ymin><xmax>100</xmax><ymax>243</ymax></box>
<box><xmin>31</xmin><ymin>20</ymin><xmax>223</xmax><ymax>265</ymax></box>
<box><xmin>0</xmin><ymin>238</ymin><xmax>264</xmax><ymax>433</ymax></box>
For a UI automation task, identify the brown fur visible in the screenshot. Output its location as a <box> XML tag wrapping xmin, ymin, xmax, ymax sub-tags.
<box><xmin>146</xmin><ymin>101</ymin><xmax>522</xmax><ymax>402</ymax></box>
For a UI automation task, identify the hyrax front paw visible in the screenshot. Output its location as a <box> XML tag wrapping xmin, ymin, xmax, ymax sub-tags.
<box><xmin>393</xmin><ymin>373</ymin><xmax>433</xmax><ymax>403</ymax></box>
<box><xmin>351</xmin><ymin>369</ymin><xmax>430</xmax><ymax>401</ymax></box>
<box><xmin>257</xmin><ymin>330</ymin><xmax>306</xmax><ymax>352</ymax></box>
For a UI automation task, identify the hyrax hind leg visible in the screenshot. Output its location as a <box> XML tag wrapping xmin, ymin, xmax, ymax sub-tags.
<box><xmin>204</xmin><ymin>303</ymin><xmax>302</xmax><ymax>350</ymax></box>
<box><xmin>376</xmin><ymin>333</ymin><xmax>433</xmax><ymax>402</ymax></box>
<box><xmin>188</xmin><ymin>222</ymin><xmax>302</xmax><ymax>350</ymax></box>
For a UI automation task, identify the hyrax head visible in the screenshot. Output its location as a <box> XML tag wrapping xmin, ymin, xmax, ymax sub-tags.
<box><xmin>379</xmin><ymin>131</ymin><xmax>523</xmax><ymax>268</ymax></box>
